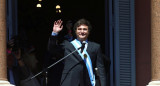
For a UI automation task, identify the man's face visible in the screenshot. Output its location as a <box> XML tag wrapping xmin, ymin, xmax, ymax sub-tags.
<box><xmin>66</xmin><ymin>20</ymin><xmax>73</xmax><ymax>29</ymax></box>
<box><xmin>75</xmin><ymin>24</ymin><xmax>89</xmax><ymax>41</ymax></box>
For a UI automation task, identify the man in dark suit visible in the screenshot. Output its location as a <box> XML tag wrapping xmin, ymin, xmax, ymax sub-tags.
<box><xmin>7</xmin><ymin>37</ymin><xmax>41</xmax><ymax>86</ymax></box>
<box><xmin>48</xmin><ymin>19</ymin><xmax>107</xmax><ymax>86</ymax></box>
<box><xmin>7</xmin><ymin>37</ymin><xmax>30</xmax><ymax>86</ymax></box>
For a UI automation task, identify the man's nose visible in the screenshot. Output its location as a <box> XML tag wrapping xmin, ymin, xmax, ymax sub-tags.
<box><xmin>81</xmin><ymin>29</ymin><xmax>84</xmax><ymax>32</ymax></box>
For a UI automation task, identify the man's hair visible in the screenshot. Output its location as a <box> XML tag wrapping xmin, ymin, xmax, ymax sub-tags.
<box><xmin>73</xmin><ymin>18</ymin><xmax>92</xmax><ymax>32</ymax></box>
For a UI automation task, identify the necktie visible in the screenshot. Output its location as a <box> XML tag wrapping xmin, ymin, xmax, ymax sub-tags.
<box><xmin>81</xmin><ymin>41</ymin><xmax>86</xmax><ymax>53</ymax></box>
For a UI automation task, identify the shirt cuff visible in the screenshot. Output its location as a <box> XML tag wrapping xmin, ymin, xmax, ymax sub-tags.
<box><xmin>51</xmin><ymin>32</ymin><xmax>58</xmax><ymax>36</ymax></box>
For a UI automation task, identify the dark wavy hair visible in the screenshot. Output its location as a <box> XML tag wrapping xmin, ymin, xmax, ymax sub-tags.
<box><xmin>73</xmin><ymin>18</ymin><xmax>92</xmax><ymax>32</ymax></box>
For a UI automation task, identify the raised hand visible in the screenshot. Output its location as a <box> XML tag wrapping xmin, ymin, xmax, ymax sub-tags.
<box><xmin>53</xmin><ymin>19</ymin><xmax>63</xmax><ymax>33</ymax></box>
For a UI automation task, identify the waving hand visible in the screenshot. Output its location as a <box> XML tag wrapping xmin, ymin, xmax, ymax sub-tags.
<box><xmin>53</xmin><ymin>19</ymin><xmax>63</xmax><ymax>33</ymax></box>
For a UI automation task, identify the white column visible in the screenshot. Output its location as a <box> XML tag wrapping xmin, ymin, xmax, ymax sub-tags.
<box><xmin>147</xmin><ymin>0</ymin><xmax>160</xmax><ymax>86</ymax></box>
<box><xmin>0</xmin><ymin>0</ymin><xmax>14</xmax><ymax>86</ymax></box>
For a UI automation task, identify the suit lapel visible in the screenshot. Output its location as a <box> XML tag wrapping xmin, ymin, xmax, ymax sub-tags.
<box><xmin>69</xmin><ymin>41</ymin><xmax>93</xmax><ymax>62</ymax></box>
<box><xmin>69</xmin><ymin>42</ymin><xmax>83</xmax><ymax>61</ymax></box>
<box><xmin>86</xmin><ymin>41</ymin><xmax>93</xmax><ymax>55</ymax></box>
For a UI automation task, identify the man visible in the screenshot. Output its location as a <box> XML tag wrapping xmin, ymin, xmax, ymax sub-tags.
<box><xmin>64</xmin><ymin>20</ymin><xmax>74</xmax><ymax>42</ymax></box>
<box><xmin>48</xmin><ymin>19</ymin><xmax>107</xmax><ymax>86</ymax></box>
<box><xmin>7</xmin><ymin>36</ymin><xmax>41</xmax><ymax>86</ymax></box>
<box><xmin>7</xmin><ymin>36</ymin><xmax>30</xmax><ymax>86</ymax></box>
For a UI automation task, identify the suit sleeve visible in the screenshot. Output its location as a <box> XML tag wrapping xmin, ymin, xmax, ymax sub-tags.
<box><xmin>47</xmin><ymin>36</ymin><xmax>65</xmax><ymax>59</ymax></box>
<box><xmin>96</xmin><ymin>45</ymin><xmax>107</xmax><ymax>86</ymax></box>
<box><xmin>48</xmin><ymin>36</ymin><xmax>57</xmax><ymax>52</ymax></box>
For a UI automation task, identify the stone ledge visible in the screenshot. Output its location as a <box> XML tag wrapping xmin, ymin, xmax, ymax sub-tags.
<box><xmin>147</xmin><ymin>81</ymin><xmax>160</xmax><ymax>86</ymax></box>
<box><xmin>0</xmin><ymin>80</ymin><xmax>14</xmax><ymax>86</ymax></box>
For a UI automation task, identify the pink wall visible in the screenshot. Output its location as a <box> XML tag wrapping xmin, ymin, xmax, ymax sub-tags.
<box><xmin>135</xmin><ymin>0</ymin><xmax>151</xmax><ymax>86</ymax></box>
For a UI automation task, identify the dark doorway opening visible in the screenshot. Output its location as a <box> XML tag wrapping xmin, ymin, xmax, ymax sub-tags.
<box><xmin>17</xmin><ymin>1</ymin><xmax>106</xmax><ymax>85</ymax></box>
<box><xmin>18</xmin><ymin>0</ymin><xmax>105</xmax><ymax>59</ymax></box>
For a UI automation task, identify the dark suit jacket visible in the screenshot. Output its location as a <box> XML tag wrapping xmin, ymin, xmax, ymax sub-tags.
<box><xmin>7</xmin><ymin>65</ymin><xmax>31</xmax><ymax>86</ymax></box>
<box><xmin>48</xmin><ymin>36</ymin><xmax>107</xmax><ymax>86</ymax></box>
